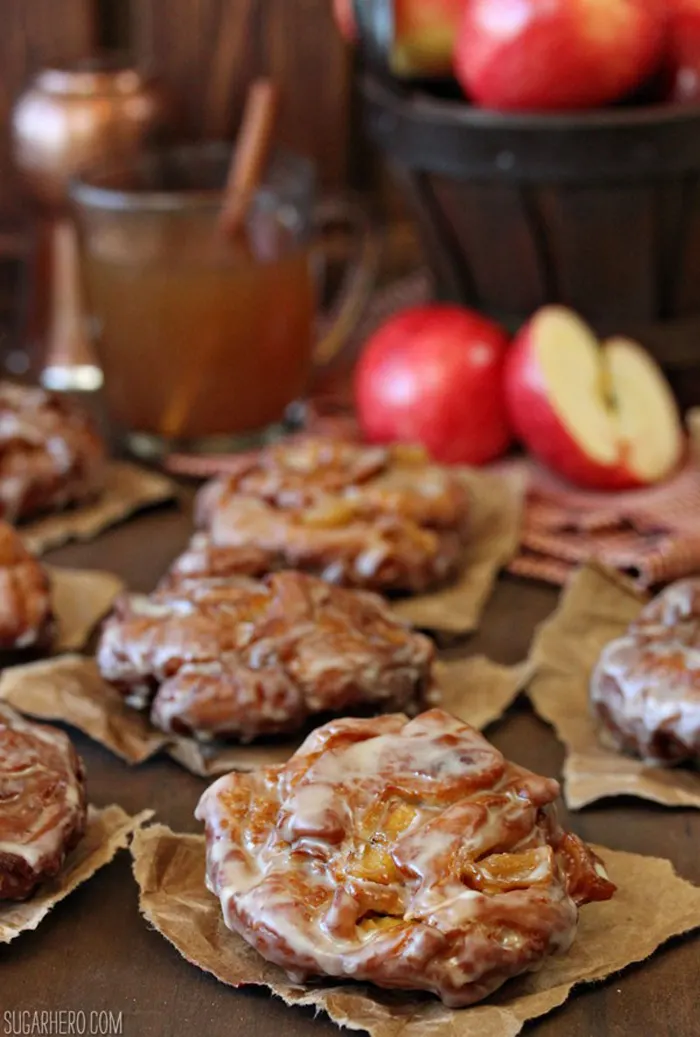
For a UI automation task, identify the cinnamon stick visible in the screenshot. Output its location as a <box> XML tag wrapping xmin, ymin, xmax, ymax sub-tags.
<box><xmin>160</xmin><ymin>79</ymin><xmax>279</xmax><ymax>439</ymax></box>
<box><xmin>219</xmin><ymin>79</ymin><xmax>279</xmax><ymax>239</ymax></box>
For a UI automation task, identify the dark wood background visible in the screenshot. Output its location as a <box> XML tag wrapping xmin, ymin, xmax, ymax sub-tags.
<box><xmin>0</xmin><ymin>0</ymin><xmax>409</xmax><ymax>349</ymax></box>
<box><xmin>1</xmin><ymin>0</ymin><xmax>354</xmax><ymax>216</ymax></box>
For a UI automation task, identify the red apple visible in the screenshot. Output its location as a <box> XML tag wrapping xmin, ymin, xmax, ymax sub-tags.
<box><xmin>333</xmin><ymin>0</ymin><xmax>358</xmax><ymax>43</ymax></box>
<box><xmin>455</xmin><ymin>0</ymin><xmax>667</xmax><ymax>111</ymax></box>
<box><xmin>355</xmin><ymin>305</ymin><xmax>512</xmax><ymax>466</ymax></box>
<box><xmin>663</xmin><ymin>0</ymin><xmax>700</xmax><ymax>103</ymax></box>
<box><xmin>505</xmin><ymin>307</ymin><xmax>683</xmax><ymax>490</ymax></box>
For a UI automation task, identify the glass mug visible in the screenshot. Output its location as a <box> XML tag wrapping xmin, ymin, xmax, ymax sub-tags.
<box><xmin>70</xmin><ymin>143</ymin><xmax>377</xmax><ymax>458</ymax></box>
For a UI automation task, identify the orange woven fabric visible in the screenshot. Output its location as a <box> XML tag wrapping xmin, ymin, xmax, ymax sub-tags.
<box><xmin>504</xmin><ymin>454</ymin><xmax>700</xmax><ymax>587</ymax></box>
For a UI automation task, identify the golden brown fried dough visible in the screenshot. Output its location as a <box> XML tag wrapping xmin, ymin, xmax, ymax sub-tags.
<box><xmin>0</xmin><ymin>382</ymin><xmax>105</xmax><ymax>523</ymax></box>
<box><xmin>591</xmin><ymin>579</ymin><xmax>700</xmax><ymax>765</ymax></box>
<box><xmin>0</xmin><ymin>707</ymin><xmax>87</xmax><ymax>900</ymax></box>
<box><xmin>172</xmin><ymin>437</ymin><xmax>470</xmax><ymax>594</ymax></box>
<box><xmin>0</xmin><ymin>521</ymin><xmax>53</xmax><ymax>650</ymax></box>
<box><xmin>97</xmin><ymin>572</ymin><xmax>435</xmax><ymax>741</ymax></box>
<box><xmin>197</xmin><ymin>709</ymin><xmax>614</xmax><ymax>1007</ymax></box>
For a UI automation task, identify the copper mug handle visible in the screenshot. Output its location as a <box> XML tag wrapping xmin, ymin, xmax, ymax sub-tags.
<box><xmin>312</xmin><ymin>195</ymin><xmax>380</xmax><ymax>368</ymax></box>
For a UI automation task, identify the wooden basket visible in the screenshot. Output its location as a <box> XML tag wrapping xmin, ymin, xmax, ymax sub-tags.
<box><xmin>361</xmin><ymin>73</ymin><xmax>700</xmax><ymax>408</ymax></box>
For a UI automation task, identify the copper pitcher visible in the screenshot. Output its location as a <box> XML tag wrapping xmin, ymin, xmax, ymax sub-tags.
<box><xmin>11</xmin><ymin>58</ymin><xmax>172</xmax><ymax>390</ymax></box>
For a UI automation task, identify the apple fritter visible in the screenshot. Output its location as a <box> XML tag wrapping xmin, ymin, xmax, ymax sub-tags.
<box><xmin>171</xmin><ymin>437</ymin><xmax>471</xmax><ymax>594</ymax></box>
<box><xmin>197</xmin><ymin>709</ymin><xmax>615</xmax><ymax>1006</ymax></box>
<box><xmin>97</xmin><ymin>572</ymin><xmax>436</xmax><ymax>741</ymax></box>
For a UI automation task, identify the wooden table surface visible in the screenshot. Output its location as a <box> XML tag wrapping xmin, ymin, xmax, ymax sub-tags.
<box><xmin>1</xmin><ymin>496</ymin><xmax>698</xmax><ymax>1037</ymax></box>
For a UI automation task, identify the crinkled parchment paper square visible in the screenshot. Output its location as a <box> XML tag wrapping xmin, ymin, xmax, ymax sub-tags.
<box><xmin>527</xmin><ymin>562</ymin><xmax>700</xmax><ymax>809</ymax></box>
<box><xmin>391</xmin><ymin>468</ymin><xmax>525</xmax><ymax>635</ymax></box>
<box><xmin>48</xmin><ymin>565</ymin><xmax>124</xmax><ymax>651</ymax></box>
<box><xmin>0</xmin><ymin>805</ymin><xmax>151</xmax><ymax>944</ymax></box>
<box><xmin>0</xmin><ymin>654</ymin><xmax>527</xmax><ymax>778</ymax></box>
<box><xmin>131</xmin><ymin>825</ymin><xmax>700</xmax><ymax>1037</ymax></box>
<box><xmin>20</xmin><ymin>462</ymin><xmax>176</xmax><ymax>555</ymax></box>
<box><xmin>0</xmin><ymin>656</ymin><xmax>169</xmax><ymax>765</ymax></box>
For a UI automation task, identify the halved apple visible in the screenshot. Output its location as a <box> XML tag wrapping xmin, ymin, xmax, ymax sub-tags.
<box><xmin>505</xmin><ymin>307</ymin><xmax>684</xmax><ymax>491</ymax></box>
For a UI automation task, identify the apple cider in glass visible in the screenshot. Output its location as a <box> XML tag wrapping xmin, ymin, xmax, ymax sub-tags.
<box><xmin>71</xmin><ymin>144</ymin><xmax>362</xmax><ymax>458</ymax></box>
<box><xmin>83</xmin><ymin>241</ymin><xmax>315</xmax><ymax>440</ymax></box>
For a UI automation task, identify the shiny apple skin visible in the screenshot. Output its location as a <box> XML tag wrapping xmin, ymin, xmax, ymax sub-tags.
<box><xmin>455</xmin><ymin>0</ymin><xmax>667</xmax><ymax>111</ymax></box>
<box><xmin>333</xmin><ymin>0</ymin><xmax>358</xmax><ymax>42</ymax></box>
<box><xmin>504</xmin><ymin>318</ymin><xmax>645</xmax><ymax>491</ymax></box>
<box><xmin>664</xmin><ymin>0</ymin><xmax>700</xmax><ymax>102</ymax></box>
<box><xmin>355</xmin><ymin>305</ymin><xmax>512</xmax><ymax>466</ymax></box>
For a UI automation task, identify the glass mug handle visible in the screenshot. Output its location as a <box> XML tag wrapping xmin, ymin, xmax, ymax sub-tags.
<box><xmin>312</xmin><ymin>195</ymin><xmax>381</xmax><ymax>367</ymax></box>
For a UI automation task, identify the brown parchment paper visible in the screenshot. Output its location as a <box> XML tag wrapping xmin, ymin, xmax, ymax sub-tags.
<box><xmin>526</xmin><ymin>562</ymin><xmax>700</xmax><ymax>810</ymax></box>
<box><xmin>48</xmin><ymin>565</ymin><xmax>124</xmax><ymax>651</ymax></box>
<box><xmin>0</xmin><ymin>656</ymin><xmax>169</xmax><ymax>764</ymax></box>
<box><xmin>391</xmin><ymin>468</ymin><xmax>526</xmax><ymax>635</ymax></box>
<box><xmin>0</xmin><ymin>653</ymin><xmax>526</xmax><ymax>778</ymax></box>
<box><xmin>20</xmin><ymin>462</ymin><xmax>176</xmax><ymax>555</ymax></box>
<box><xmin>0</xmin><ymin>804</ymin><xmax>151</xmax><ymax>944</ymax></box>
<box><xmin>131</xmin><ymin>824</ymin><xmax>700</xmax><ymax>1037</ymax></box>
<box><xmin>435</xmin><ymin>656</ymin><xmax>532</xmax><ymax>733</ymax></box>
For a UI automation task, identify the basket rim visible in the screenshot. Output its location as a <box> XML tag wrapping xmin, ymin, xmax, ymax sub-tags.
<box><xmin>362</xmin><ymin>73</ymin><xmax>700</xmax><ymax>132</ymax></box>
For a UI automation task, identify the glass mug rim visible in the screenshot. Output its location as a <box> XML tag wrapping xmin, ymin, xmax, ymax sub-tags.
<box><xmin>69</xmin><ymin>140</ymin><xmax>315</xmax><ymax>214</ymax></box>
